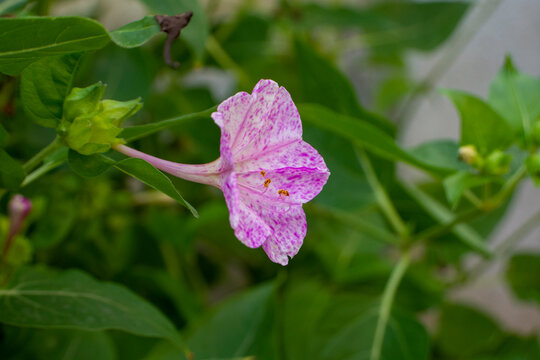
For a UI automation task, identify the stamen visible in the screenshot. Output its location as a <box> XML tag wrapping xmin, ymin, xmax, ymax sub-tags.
<box><xmin>260</xmin><ymin>170</ymin><xmax>266</xmax><ymax>177</ymax></box>
<box><xmin>278</xmin><ymin>189</ymin><xmax>290</xmax><ymax>197</ymax></box>
<box><xmin>264</xmin><ymin>179</ymin><xmax>271</xmax><ymax>187</ymax></box>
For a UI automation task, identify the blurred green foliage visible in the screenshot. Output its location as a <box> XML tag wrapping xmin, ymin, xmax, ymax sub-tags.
<box><xmin>0</xmin><ymin>0</ymin><xmax>540</xmax><ymax>359</ymax></box>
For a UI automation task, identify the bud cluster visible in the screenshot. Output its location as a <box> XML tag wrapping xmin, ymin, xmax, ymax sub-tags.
<box><xmin>59</xmin><ymin>82</ymin><xmax>142</xmax><ymax>155</ymax></box>
<box><xmin>458</xmin><ymin>145</ymin><xmax>511</xmax><ymax>176</ymax></box>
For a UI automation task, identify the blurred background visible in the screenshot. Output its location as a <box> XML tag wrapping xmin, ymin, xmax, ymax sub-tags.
<box><xmin>1</xmin><ymin>0</ymin><xmax>540</xmax><ymax>359</ymax></box>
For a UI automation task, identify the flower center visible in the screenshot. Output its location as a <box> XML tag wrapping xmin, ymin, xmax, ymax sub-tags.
<box><xmin>278</xmin><ymin>189</ymin><xmax>290</xmax><ymax>197</ymax></box>
<box><xmin>259</xmin><ymin>170</ymin><xmax>290</xmax><ymax>198</ymax></box>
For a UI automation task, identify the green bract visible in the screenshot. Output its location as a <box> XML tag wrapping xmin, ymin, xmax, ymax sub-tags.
<box><xmin>62</xmin><ymin>83</ymin><xmax>142</xmax><ymax>155</ymax></box>
<box><xmin>484</xmin><ymin>150</ymin><xmax>512</xmax><ymax>176</ymax></box>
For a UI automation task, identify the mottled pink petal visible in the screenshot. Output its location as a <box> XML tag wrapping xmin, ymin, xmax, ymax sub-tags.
<box><xmin>256</xmin><ymin>204</ymin><xmax>307</xmax><ymax>266</ymax></box>
<box><xmin>221</xmin><ymin>171</ymin><xmax>272</xmax><ymax>248</ymax></box>
<box><xmin>236</xmin><ymin>84</ymin><xmax>302</xmax><ymax>159</ymax></box>
<box><xmin>211</xmin><ymin>92</ymin><xmax>251</xmax><ymax>147</ymax></box>
<box><xmin>216</xmin><ymin>121</ymin><xmax>272</xmax><ymax>248</ymax></box>
<box><xmin>234</xmin><ymin>140</ymin><xmax>329</xmax><ymax>206</ymax></box>
<box><xmin>229</xmin><ymin>80</ymin><xmax>280</xmax><ymax>154</ymax></box>
<box><xmin>235</xmin><ymin>140</ymin><xmax>328</xmax><ymax>173</ymax></box>
<box><xmin>237</xmin><ymin>167</ymin><xmax>329</xmax><ymax>205</ymax></box>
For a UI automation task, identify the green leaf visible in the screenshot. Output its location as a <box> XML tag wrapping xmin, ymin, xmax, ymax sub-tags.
<box><xmin>31</xmin><ymin>187</ymin><xmax>76</xmax><ymax>249</ymax></box>
<box><xmin>0</xmin><ymin>149</ymin><xmax>25</xmax><ymax>190</ymax></box>
<box><xmin>0</xmin><ymin>17</ymin><xmax>110</xmax><ymax>75</ymax></box>
<box><xmin>297</xmin><ymin>2</ymin><xmax>469</xmax><ymax>52</ymax></box>
<box><xmin>20</xmin><ymin>53</ymin><xmax>82</xmax><ymax>128</ymax></box>
<box><xmin>0</xmin><ymin>123</ymin><xmax>7</xmax><ymax>147</ymax></box>
<box><xmin>294</xmin><ymin>38</ymin><xmax>394</xmax><ymax>133</ymax></box>
<box><xmin>443</xmin><ymin>90</ymin><xmax>514</xmax><ymax>155</ymax></box>
<box><xmin>299</xmin><ymin>103</ymin><xmax>449</xmax><ymax>174</ymax></box>
<box><xmin>142</xmin><ymin>342</ymin><xmax>188</xmax><ymax>360</ymax></box>
<box><xmin>68</xmin><ymin>149</ymin><xmax>115</xmax><ymax>177</ymax></box>
<box><xmin>506</xmin><ymin>253</ymin><xmax>540</xmax><ymax>304</ymax></box>
<box><xmin>282</xmin><ymin>281</ymin><xmax>331</xmax><ymax>360</ymax></box>
<box><xmin>488</xmin><ymin>56</ymin><xmax>540</xmax><ymax>139</ymax></box>
<box><xmin>140</xmin><ymin>0</ymin><xmax>209</xmax><ymax>59</ymax></box>
<box><xmin>121</xmin><ymin>106</ymin><xmax>215</xmax><ymax>142</ymax></box>
<box><xmin>295</xmin><ymin>38</ymin><xmax>361</xmax><ymax>117</ymax></box>
<box><xmin>321</xmin><ymin>310</ymin><xmax>429</xmax><ymax>360</ymax></box>
<box><xmin>188</xmin><ymin>283</ymin><xmax>275</xmax><ymax>359</ymax></box>
<box><xmin>476</xmin><ymin>336</ymin><xmax>540</xmax><ymax>360</ymax></box>
<box><xmin>443</xmin><ymin>171</ymin><xmax>497</xmax><ymax>208</ymax></box>
<box><xmin>437</xmin><ymin>303</ymin><xmax>504</xmax><ymax>358</ymax></box>
<box><xmin>111</xmin><ymin>16</ymin><xmax>161</xmax><ymax>48</ymax></box>
<box><xmin>282</xmin><ymin>281</ymin><xmax>429</xmax><ymax>360</ymax></box>
<box><xmin>67</xmin><ymin>152</ymin><xmax>197</xmax><ymax>216</ymax></box>
<box><xmin>220</xmin><ymin>14</ymin><xmax>271</xmax><ymax>65</ymax></box>
<box><xmin>0</xmin><ymin>327</ymin><xmax>116</xmax><ymax>360</ymax></box>
<box><xmin>408</xmin><ymin>140</ymin><xmax>468</xmax><ymax>173</ymax></box>
<box><xmin>116</xmin><ymin>158</ymin><xmax>198</xmax><ymax>217</ymax></box>
<box><xmin>365</xmin><ymin>1</ymin><xmax>469</xmax><ymax>52</ymax></box>
<box><xmin>0</xmin><ymin>267</ymin><xmax>183</xmax><ymax>347</ymax></box>
<box><xmin>401</xmin><ymin>182</ymin><xmax>491</xmax><ymax>256</ymax></box>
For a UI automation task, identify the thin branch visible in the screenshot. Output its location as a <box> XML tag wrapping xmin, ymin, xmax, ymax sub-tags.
<box><xmin>370</xmin><ymin>250</ymin><xmax>411</xmax><ymax>360</ymax></box>
<box><xmin>356</xmin><ymin>148</ymin><xmax>408</xmax><ymax>237</ymax></box>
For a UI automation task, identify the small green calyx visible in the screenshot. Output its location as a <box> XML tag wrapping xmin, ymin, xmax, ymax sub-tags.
<box><xmin>526</xmin><ymin>153</ymin><xmax>540</xmax><ymax>186</ymax></box>
<box><xmin>484</xmin><ymin>150</ymin><xmax>512</xmax><ymax>176</ymax></box>
<box><xmin>61</xmin><ymin>82</ymin><xmax>142</xmax><ymax>155</ymax></box>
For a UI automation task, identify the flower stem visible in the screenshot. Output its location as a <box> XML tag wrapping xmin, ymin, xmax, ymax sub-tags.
<box><xmin>21</xmin><ymin>154</ymin><xmax>66</xmax><ymax>187</ymax></box>
<box><xmin>22</xmin><ymin>136</ymin><xmax>62</xmax><ymax>173</ymax></box>
<box><xmin>415</xmin><ymin>206</ymin><xmax>482</xmax><ymax>242</ymax></box>
<box><xmin>488</xmin><ymin>165</ymin><xmax>526</xmax><ymax>208</ymax></box>
<box><xmin>114</xmin><ymin>144</ymin><xmax>221</xmax><ymax>187</ymax></box>
<box><xmin>370</xmin><ymin>250</ymin><xmax>411</xmax><ymax>360</ymax></box>
<box><xmin>357</xmin><ymin>148</ymin><xmax>408</xmax><ymax>238</ymax></box>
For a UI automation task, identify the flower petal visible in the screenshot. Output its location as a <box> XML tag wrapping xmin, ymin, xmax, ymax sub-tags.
<box><xmin>236</xmin><ymin>140</ymin><xmax>328</xmax><ymax>173</ymax></box>
<box><xmin>218</xmin><ymin>122</ymin><xmax>271</xmax><ymax>248</ymax></box>
<box><xmin>212</xmin><ymin>80</ymin><xmax>303</xmax><ymax>159</ymax></box>
<box><xmin>237</xmin><ymin>167</ymin><xmax>329</xmax><ymax>206</ymax></box>
<box><xmin>236</xmin><ymin>82</ymin><xmax>303</xmax><ymax>160</ymax></box>
<box><xmin>211</xmin><ymin>91</ymin><xmax>251</xmax><ymax>147</ymax></box>
<box><xmin>234</xmin><ymin>140</ymin><xmax>330</xmax><ymax>205</ymax></box>
<box><xmin>221</xmin><ymin>172</ymin><xmax>272</xmax><ymax>248</ymax></box>
<box><xmin>257</xmin><ymin>204</ymin><xmax>307</xmax><ymax>266</ymax></box>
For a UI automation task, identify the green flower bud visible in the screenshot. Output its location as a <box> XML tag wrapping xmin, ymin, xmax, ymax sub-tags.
<box><xmin>527</xmin><ymin>153</ymin><xmax>540</xmax><ymax>185</ymax></box>
<box><xmin>62</xmin><ymin>83</ymin><xmax>142</xmax><ymax>155</ymax></box>
<box><xmin>458</xmin><ymin>145</ymin><xmax>482</xmax><ymax>168</ymax></box>
<box><xmin>484</xmin><ymin>150</ymin><xmax>512</xmax><ymax>176</ymax></box>
<box><xmin>63</xmin><ymin>82</ymin><xmax>105</xmax><ymax>122</ymax></box>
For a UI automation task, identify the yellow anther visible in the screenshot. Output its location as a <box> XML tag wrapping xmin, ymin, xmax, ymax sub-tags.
<box><xmin>260</xmin><ymin>170</ymin><xmax>266</xmax><ymax>177</ymax></box>
<box><xmin>278</xmin><ymin>189</ymin><xmax>290</xmax><ymax>197</ymax></box>
<box><xmin>264</xmin><ymin>179</ymin><xmax>271</xmax><ymax>187</ymax></box>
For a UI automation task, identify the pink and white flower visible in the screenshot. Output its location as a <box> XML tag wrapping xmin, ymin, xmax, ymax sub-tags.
<box><xmin>116</xmin><ymin>79</ymin><xmax>330</xmax><ymax>265</ymax></box>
